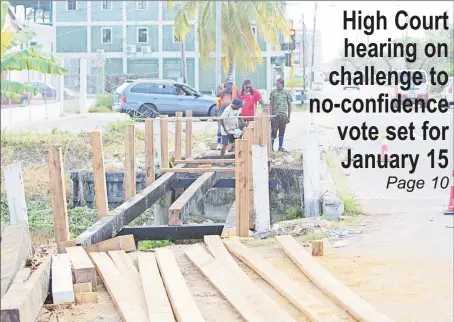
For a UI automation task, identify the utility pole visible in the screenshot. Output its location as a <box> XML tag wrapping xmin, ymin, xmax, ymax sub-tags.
<box><xmin>302</xmin><ymin>13</ymin><xmax>306</xmax><ymax>98</ymax></box>
<box><xmin>215</xmin><ymin>1</ymin><xmax>222</xmax><ymax>88</ymax></box>
<box><xmin>309</xmin><ymin>1</ymin><xmax>318</xmax><ymax>93</ymax></box>
<box><xmin>289</xmin><ymin>20</ymin><xmax>295</xmax><ymax>98</ymax></box>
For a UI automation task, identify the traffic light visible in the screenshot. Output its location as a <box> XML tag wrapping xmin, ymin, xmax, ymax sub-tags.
<box><xmin>289</xmin><ymin>29</ymin><xmax>296</xmax><ymax>51</ymax></box>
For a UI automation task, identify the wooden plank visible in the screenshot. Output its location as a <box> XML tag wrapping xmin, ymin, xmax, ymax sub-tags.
<box><xmin>185</xmin><ymin>244</ymin><xmax>286</xmax><ymax>322</ymax></box>
<box><xmin>89</xmin><ymin>252</ymin><xmax>149</xmax><ymax>322</ymax></box>
<box><xmin>65</xmin><ymin>246</ymin><xmax>97</xmax><ymax>291</ymax></box>
<box><xmin>108</xmin><ymin>250</ymin><xmax>148</xmax><ymax>314</ymax></box>
<box><xmin>168</xmin><ymin>172</ymin><xmax>217</xmax><ymax>226</ymax></box>
<box><xmin>252</xmin><ymin>145</ymin><xmax>271</xmax><ymax>233</ymax></box>
<box><xmin>75</xmin><ymin>292</ymin><xmax>98</xmax><ymax>305</ymax></box>
<box><xmin>161</xmin><ymin>167</ymin><xmax>234</xmax><ymax>173</ymax></box>
<box><xmin>204</xmin><ymin>236</ymin><xmax>295</xmax><ymax>321</ymax></box>
<box><xmin>145</xmin><ymin>119</ymin><xmax>155</xmax><ymax>185</ymax></box>
<box><xmin>74</xmin><ymin>283</ymin><xmax>92</xmax><ymax>294</ymax></box>
<box><xmin>160</xmin><ymin>115</ymin><xmax>169</xmax><ymax>168</ymax></box>
<box><xmin>235</xmin><ymin>140</ymin><xmax>250</xmax><ymax>237</ymax></box>
<box><xmin>3</xmin><ymin>162</ymin><xmax>28</xmax><ymax>224</ymax></box>
<box><xmin>58</xmin><ymin>240</ymin><xmax>76</xmax><ymax>253</ymax></box>
<box><xmin>117</xmin><ymin>224</ymin><xmax>224</xmax><ymax>241</ymax></box>
<box><xmin>124</xmin><ymin>124</ymin><xmax>136</xmax><ymax>200</ymax></box>
<box><xmin>254</xmin><ymin>115</ymin><xmax>263</xmax><ymax>145</ymax></box>
<box><xmin>223</xmin><ymin>237</ymin><xmax>324</xmax><ymax>321</ymax></box>
<box><xmin>83</xmin><ymin>235</ymin><xmax>136</xmax><ymax>253</ymax></box>
<box><xmin>175</xmin><ymin>112</ymin><xmax>183</xmax><ymax>161</ymax></box>
<box><xmin>276</xmin><ymin>235</ymin><xmax>393</xmax><ymax>322</ymax></box>
<box><xmin>52</xmin><ymin>254</ymin><xmax>75</xmax><ymax>304</ymax></box>
<box><xmin>89</xmin><ymin>132</ymin><xmax>109</xmax><ymax>219</ymax></box>
<box><xmin>138</xmin><ymin>253</ymin><xmax>175</xmax><ymax>322</ymax></box>
<box><xmin>48</xmin><ymin>148</ymin><xmax>70</xmax><ymax>245</ymax></box>
<box><xmin>173</xmin><ymin>159</ymin><xmax>234</xmax><ymax>164</ymax></box>
<box><xmin>155</xmin><ymin>248</ymin><xmax>204</xmax><ymax>322</ymax></box>
<box><xmin>311</xmin><ymin>240</ymin><xmax>324</xmax><ymax>256</ymax></box>
<box><xmin>185</xmin><ymin>110</ymin><xmax>192</xmax><ymax>158</ymax></box>
<box><xmin>1</xmin><ymin>257</ymin><xmax>51</xmax><ymax>322</ymax></box>
<box><xmin>242</xmin><ymin>128</ymin><xmax>255</xmax><ymax>230</ymax></box>
<box><xmin>262</xmin><ymin>111</ymin><xmax>271</xmax><ymax>157</ymax></box>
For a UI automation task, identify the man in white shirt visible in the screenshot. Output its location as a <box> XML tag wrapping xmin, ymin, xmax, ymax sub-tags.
<box><xmin>220</xmin><ymin>97</ymin><xmax>244</xmax><ymax>158</ymax></box>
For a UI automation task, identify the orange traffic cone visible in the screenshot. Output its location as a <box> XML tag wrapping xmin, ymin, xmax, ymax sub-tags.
<box><xmin>444</xmin><ymin>170</ymin><xmax>454</xmax><ymax>215</ymax></box>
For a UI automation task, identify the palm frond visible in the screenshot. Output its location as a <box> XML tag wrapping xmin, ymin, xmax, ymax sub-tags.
<box><xmin>1</xmin><ymin>46</ymin><xmax>67</xmax><ymax>74</ymax></box>
<box><xmin>1</xmin><ymin>80</ymin><xmax>38</xmax><ymax>97</ymax></box>
<box><xmin>1</xmin><ymin>29</ymin><xmax>14</xmax><ymax>56</ymax></box>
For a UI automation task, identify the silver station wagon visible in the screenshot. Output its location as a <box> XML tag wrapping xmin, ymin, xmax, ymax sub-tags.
<box><xmin>112</xmin><ymin>79</ymin><xmax>218</xmax><ymax>118</ymax></box>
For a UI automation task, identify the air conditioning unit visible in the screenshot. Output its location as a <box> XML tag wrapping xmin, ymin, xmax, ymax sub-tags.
<box><xmin>141</xmin><ymin>46</ymin><xmax>151</xmax><ymax>54</ymax></box>
<box><xmin>126</xmin><ymin>45</ymin><xmax>137</xmax><ymax>54</ymax></box>
<box><xmin>96</xmin><ymin>49</ymin><xmax>105</xmax><ymax>55</ymax></box>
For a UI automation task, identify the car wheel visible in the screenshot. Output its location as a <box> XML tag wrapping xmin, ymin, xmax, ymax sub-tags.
<box><xmin>208</xmin><ymin>105</ymin><xmax>216</xmax><ymax>118</ymax></box>
<box><xmin>139</xmin><ymin>103</ymin><xmax>158</xmax><ymax>118</ymax></box>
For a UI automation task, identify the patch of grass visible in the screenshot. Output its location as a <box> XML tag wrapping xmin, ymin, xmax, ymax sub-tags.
<box><xmin>283</xmin><ymin>205</ymin><xmax>302</xmax><ymax>221</ymax></box>
<box><xmin>316</xmin><ymin>124</ymin><xmax>335</xmax><ymax>130</ymax></box>
<box><xmin>139</xmin><ymin>240</ymin><xmax>172</xmax><ymax>250</ymax></box>
<box><xmin>95</xmin><ymin>94</ymin><xmax>114</xmax><ymax>109</ymax></box>
<box><xmin>89</xmin><ymin>106</ymin><xmax>114</xmax><ymax>113</ymax></box>
<box><xmin>294</xmin><ymin>103</ymin><xmax>309</xmax><ymax>112</ymax></box>
<box><xmin>343</xmin><ymin>196</ymin><xmax>362</xmax><ymax>215</ymax></box>
<box><xmin>297</xmin><ymin>232</ymin><xmax>330</xmax><ymax>242</ymax></box>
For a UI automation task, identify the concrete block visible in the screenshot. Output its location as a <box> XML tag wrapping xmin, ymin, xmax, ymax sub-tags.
<box><xmin>322</xmin><ymin>192</ymin><xmax>344</xmax><ymax>220</ymax></box>
<box><xmin>51</xmin><ymin>254</ymin><xmax>75</xmax><ymax>304</ymax></box>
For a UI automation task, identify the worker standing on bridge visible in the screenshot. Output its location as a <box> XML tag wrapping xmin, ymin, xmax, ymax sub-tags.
<box><xmin>219</xmin><ymin>98</ymin><xmax>244</xmax><ymax>159</ymax></box>
<box><xmin>270</xmin><ymin>78</ymin><xmax>292</xmax><ymax>152</ymax></box>
<box><xmin>216</xmin><ymin>76</ymin><xmax>238</xmax><ymax>149</ymax></box>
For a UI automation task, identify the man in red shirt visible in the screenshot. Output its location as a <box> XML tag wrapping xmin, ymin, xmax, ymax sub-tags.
<box><xmin>238</xmin><ymin>79</ymin><xmax>265</xmax><ymax>123</ymax></box>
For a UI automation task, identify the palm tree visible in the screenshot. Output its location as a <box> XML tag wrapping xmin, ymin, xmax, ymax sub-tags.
<box><xmin>1</xmin><ymin>1</ymin><xmax>66</xmax><ymax>99</ymax></box>
<box><xmin>168</xmin><ymin>1</ymin><xmax>289</xmax><ymax>77</ymax></box>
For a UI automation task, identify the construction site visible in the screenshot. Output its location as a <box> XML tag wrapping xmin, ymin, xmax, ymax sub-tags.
<box><xmin>1</xmin><ymin>108</ymin><xmax>452</xmax><ymax>322</ymax></box>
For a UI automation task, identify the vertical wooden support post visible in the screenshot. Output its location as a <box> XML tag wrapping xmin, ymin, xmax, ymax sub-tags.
<box><xmin>124</xmin><ymin>124</ymin><xmax>136</xmax><ymax>200</ymax></box>
<box><xmin>254</xmin><ymin>115</ymin><xmax>263</xmax><ymax>145</ymax></box>
<box><xmin>48</xmin><ymin>148</ymin><xmax>70</xmax><ymax>247</ymax></box>
<box><xmin>145</xmin><ymin>119</ymin><xmax>155</xmax><ymax>185</ymax></box>
<box><xmin>160</xmin><ymin>115</ymin><xmax>169</xmax><ymax>168</ymax></box>
<box><xmin>175</xmin><ymin>112</ymin><xmax>183</xmax><ymax>161</ymax></box>
<box><xmin>89</xmin><ymin>132</ymin><xmax>108</xmax><ymax>219</ymax></box>
<box><xmin>242</xmin><ymin>127</ymin><xmax>255</xmax><ymax>230</ymax></box>
<box><xmin>185</xmin><ymin>110</ymin><xmax>193</xmax><ymax>158</ymax></box>
<box><xmin>235</xmin><ymin>139</ymin><xmax>250</xmax><ymax>237</ymax></box>
<box><xmin>4</xmin><ymin>162</ymin><xmax>28</xmax><ymax>224</ymax></box>
<box><xmin>261</xmin><ymin>111</ymin><xmax>271</xmax><ymax>158</ymax></box>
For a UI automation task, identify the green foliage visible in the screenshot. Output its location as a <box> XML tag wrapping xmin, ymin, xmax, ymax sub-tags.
<box><xmin>139</xmin><ymin>240</ymin><xmax>172</xmax><ymax>250</ymax></box>
<box><xmin>95</xmin><ymin>94</ymin><xmax>114</xmax><ymax>109</ymax></box>
<box><xmin>283</xmin><ymin>205</ymin><xmax>302</xmax><ymax>221</ymax></box>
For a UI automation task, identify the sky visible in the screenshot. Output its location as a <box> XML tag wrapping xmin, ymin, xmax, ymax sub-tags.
<box><xmin>285</xmin><ymin>1</ymin><xmax>454</xmax><ymax>63</ymax></box>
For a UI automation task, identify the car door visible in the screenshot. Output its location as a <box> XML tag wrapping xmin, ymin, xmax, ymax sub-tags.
<box><xmin>151</xmin><ymin>83</ymin><xmax>178</xmax><ymax>115</ymax></box>
<box><xmin>175</xmin><ymin>84</ymin><xmax>205</xmax><ymax>116</ymax></box>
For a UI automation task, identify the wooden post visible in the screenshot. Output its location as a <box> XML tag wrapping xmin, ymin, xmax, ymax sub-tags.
<box><xmin>312</xmin><ymin>240</ymin><xmax>324</xmax><ymax>256</ymax></box>
<box><xmin>89</xmin><ymin>132</ymin><xmax>108</xmax><ymax>219</ymax></box>
<box><xmin>185</xmin><ymin>110</ymin><xmax>193</xmax><ymax>158</ymax></box>
<box><xmin>235</xmin><ymin>139</ymin><xmax>250</xmax><ymax>237</ymax></box>
<box><xmin>175</xmin><ymin>112</ymin><xmax>183</xmax><ymax>161</ymax></box>
<box><xmin>145</xmin><ymin>119</ymin><xmax>155</xmax><ymax>185</ymax></box>
<box><xmin>160</xmin><ymin>115</ymin><xmax>169</xmax><ymax>168</ymax></box>
<box><xmin>261</xmin><ymin>111</ymin><xmax>271</xmax><ymax>158</ymax></box>
<box><xmin>254</xmin><ymin>115</ymin><xmax>263</xmax><ymax>145</ymax></box>
<box><xmin>252</xmin><ymin>145</ymin><xmax>271</xmax><ymax>233</ymax></box>
<box><xmin>124</xmin><ymin>124</ymin><xmax>136</xmax><ymax>200</ymax></box>
<box><xmin>48</xmin><ymin>148</ymin><xmax>70</xmax><ymax>247</ymax></box>
<box><xmin>242</xmin><ymin>127</ymin><xmax>255</xmax><ymax>231</ymax></box>
<box><xmin>4</xmin><ymin>162</ymin><xmax>28</xmax><ymax>224</ymax></box>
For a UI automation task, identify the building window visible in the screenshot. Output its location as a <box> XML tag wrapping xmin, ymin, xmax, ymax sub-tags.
<box><xmin>101</xmin><ymin>28</ymin><xmax>112</xmax><ymax>44</ymax></box>
<box><xmin>67</xmin><ymin>0</ymin><xmax>77</xmax><ymax>11</ymax></box>
<box><xmin>137</xmin><ymin>27</ymin><xmax>148</xmax><ymax>43</ymax></box>
<box><xmin>136</xmin><ymin>1</ymin><xmax>148</xmax><ymax>10</ymax></box>
<box><xmin>173</xmin><ymin>26</ymin><xmax>180</xmax><ymax>43</ymax></box>
<box><xmin>101</xmin><ymin>1</ymin><xmax>112</xmax><ymax>11</ymax></box>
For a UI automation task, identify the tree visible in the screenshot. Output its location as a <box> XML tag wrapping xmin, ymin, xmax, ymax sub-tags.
<box><xmin>1</xmin><ymin>1</ymin><xmax>66</xmax><ymax>99</ymax></box>
<box><xmin>168</xmin><ymin>1</ymin><xmax>289</xmax><ymax>77</ymax></box>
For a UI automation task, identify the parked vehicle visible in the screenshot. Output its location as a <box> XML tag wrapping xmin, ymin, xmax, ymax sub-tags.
<box><xmin>25</xmin><ymin>81</ymin><xmax>57</xmax><ymax>99</ymax></box>
<box><xmin>112</xmin><ymin>79</ymin><xmax>218</xmax><ymax>118</ymax></box>
<box><xmin>393</xmin><ymin>69</ymin><xmax>429</xmax><ymax>104</ymax></box>
<box><xmin>442</xmin><ymin>76</ymin><xmax>454</xmax><ymax>107</ymax></box>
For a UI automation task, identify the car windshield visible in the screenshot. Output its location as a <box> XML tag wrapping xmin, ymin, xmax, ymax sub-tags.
<box><xmin>176</xmin><ymin>84</ymin><xmax>199</xmax><ymax>96</ymax></box>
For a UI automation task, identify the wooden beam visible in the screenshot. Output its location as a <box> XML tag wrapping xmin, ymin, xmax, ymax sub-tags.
<box><xmin>65</xmin><ymin>246</ymin><xmax>97</xmax><ymax>290</ymax></box>
<box><xmin>124</xmin><ymin>124</ymin><xmax>136</xmax><ymax>200</ymax></box>
<box><xmin>145</xmin><ymin>119</ymin><xmax>155</xmax><ymax>186</ymax></box>
<box><xmin>311</xmin><ymin>240</ymin><xmax>324</xmax><ymax>256</ymax></box>
<box><xmin>252</xmin><ymin>145</ymin><xmax>271</xmax><ymax>233</ymax></box>
<box><xmin>48</xmin><ymin>148</ymin><xmax>70</xmax><ymax>245</ymax></box>
<box><xmin>1</xmin><ymin>257</ymin><xmax>51</xmax><ymax>322</ymax></box>
<box><xmin>75</xmin><ymin>292</ymin><xmax>98</xmax><ymax>305</ymax></box>
<box><xmin>242</xmin><ymin>127</ymin><xmax>255</xmax><ymax>230</ymax></box>
<box><xmin>254</xmin><ymin>115</ymin><xmax>263</xmax><ymax>145</ymax></box>
<box><xmin>58</xmin><ymin>240</ymin><xmax>76</xmax><ymax>253</ymax></box>
<box><xmin>276</xmin><ymin>235</ymin><xmax>392</xmax><ymax>322</ymax></box>
<box><xmin>173</xmin><ymin>159</ymin><xmax>234</xmax><ymax>164</ymax></box>
<box><xmin>51</xmin><ymin>254</ymin><xmax>75</xmax><ymax>304</ymax></box>
<box><xmin>160</xmin><ymin>115</ymin><xmax>169</xmax><ymax>168</ymax></box>
<box><xmin>235</xmin><ymin>140</ymin><xmax>250</xmax><ymax>237</ymax></box>
<box><xmin>74</xmin><ymin>283</ymin><xmax>92</xmax><ymax>294</ymax></box>
<box><xmin>138</xmin><ymin>253</ymin><xmax>175</xmax><ymax>322</ymax></box>
<box><xmin>89</xmin><ymin>132</ymin><xmax>109</xmax><ymax>219</ymax></box>
<box><xmin>83</xmin><ymin>235</ymin><xmax>136</xmax><ymax>253</ymax></box>
<box><xmin>260</xmin><ymin>112</ymin><xmax>271</xmax><ymax>157</ymax></box>
<box><xmin>161</xmin><ymin>167</ymin><xmax>234</xmax><ymax>173</ymax></box>
<box><xmin>89</xmin><ymin>252</ymin><xmax>149</xmax><ymax>322</ymax></box>
<box><xmin>185</xmin><ymin>244</ymin><xmax>285</xmax><ymax>322</ymax></box>
<box><xmin>117</xmin><ymin>224</ymin><xmax>224</xmax><ymax>241</ymax></box>
<box><xmin>223</xmin><ymin>237</ymin><xmax>324</xmax><ymax>321</ymax></box>
<box><xmin>185</xmin><ymin>110</ymin><xmax>192</xmax><ymax>158</ymax></box>
<box><xmin>155</xmin><ymin>248</ymin><xmax>204</xmax><ymax>322</ymax></box>
<box><xmin>168</xmin><ymin>172</ymin><xmax>217</xmax><ymax>225</ymax></box>
<box><xmin>204</xmin><ymin>236</ymin><xmax>295</xmax><ymax>321</ymax></box>
<box><xmin>175</xmin><ymin>112</ymin><xmax>183</xmax><ymax>161</ymax></box>
<box><xmin>3</xmin><ymin>162</ymin><xmax>28</xmax><ymax>224</ymax></box>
